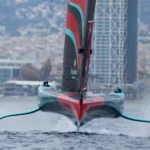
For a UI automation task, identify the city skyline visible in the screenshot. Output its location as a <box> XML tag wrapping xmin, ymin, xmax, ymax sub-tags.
<box><xmin>91</xmin><ymin>0</ymin><xmax>138</xmax><ymax>85</ymax></box>
<box><xmin>0</xmin><ymin>0</ymin><xmax>149</xmax><ymax>84</ymax></box>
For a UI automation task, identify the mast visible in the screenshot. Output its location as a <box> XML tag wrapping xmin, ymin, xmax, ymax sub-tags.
<box><xmin>78</xmin><ymin>0</ymin><xmax>96</xmax><ymax>95</ymax></box>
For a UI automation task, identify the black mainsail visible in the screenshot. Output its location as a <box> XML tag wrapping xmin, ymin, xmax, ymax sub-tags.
<box><xmin>62</xmin><ymin>0</ymin><xmax>96</xmax><ymax>93</ymax></box>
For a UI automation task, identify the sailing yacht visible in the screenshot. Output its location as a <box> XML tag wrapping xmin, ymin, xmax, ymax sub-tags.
<box><xmin>38</xmin><ymin>0</ymin><xmax>125</xmax><ymax>129</ymax></box>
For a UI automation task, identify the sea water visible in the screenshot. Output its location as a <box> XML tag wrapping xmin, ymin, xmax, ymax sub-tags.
<box><xmin>0</xmin><ymin>96</ymin><xmax>150</xmax><ymax>150</ymax></box>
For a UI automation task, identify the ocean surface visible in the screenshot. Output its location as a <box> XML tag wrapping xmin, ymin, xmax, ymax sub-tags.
<box><xmin>0</xmin><ymin>96</ymin><xmax>150</xmax><ymax>150</ymax></box>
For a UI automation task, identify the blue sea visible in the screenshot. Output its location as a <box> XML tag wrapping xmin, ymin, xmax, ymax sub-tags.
<box><xmin>0</xmin><ymin>96</ymin><xmax>150</xmax><ymax>150</ymax></box>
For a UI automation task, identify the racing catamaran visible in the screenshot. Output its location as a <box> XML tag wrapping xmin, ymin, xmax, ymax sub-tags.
<box><xmin>1</xmin><ymin>0</ymin><xmax>150</xmax><ymax>130</ymax></box>
<box><xmin>38</xmin><ymin>0</ymin><xmax>125</xmax><ymax>130</ymax></box>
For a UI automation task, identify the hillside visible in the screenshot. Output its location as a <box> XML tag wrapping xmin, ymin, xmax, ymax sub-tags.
<box><xmin>0</xmin><ymin>0</ymin><xmax>67</xmax><ymax>65</ymax></box>
<box><xmin>0</xmin><ymin>0</ymin><xmax>66</xmax><ymax>36</ymax></box>
<box><xmin>0</xmin><ymin>0</ymin><xmax>149</xmax><ymax>73</ymax></box>
<box><xmin>140</xmin><ymin>0</ymin><xmax>150</xmax><ymax>24</ymax></box>
<box><xmin>0</xmin><ymin>0</ymin><xmax>149</xmax><ymax>36</ymax></box>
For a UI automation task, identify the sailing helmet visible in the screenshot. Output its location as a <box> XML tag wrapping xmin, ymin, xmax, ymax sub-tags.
<box><xmin>43</xmin><ymin>80</ymin><xmax>49</xmax><ymax>86</ymax></box>
<box><xmin>117</xmin><ymin>88</ymin><xmax>122</xmax><ymax>93</ymax></box>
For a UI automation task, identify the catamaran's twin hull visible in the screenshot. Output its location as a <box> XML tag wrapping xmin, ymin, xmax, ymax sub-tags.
<box><xmin>38</xmin><ymin>86</ymin><xmax>125</xmax><ymax>127</ymax></box>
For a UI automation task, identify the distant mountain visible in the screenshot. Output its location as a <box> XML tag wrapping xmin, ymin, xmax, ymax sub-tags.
<box><xmin>140</xmin><ymin>0</ymin><xmax>150</xmax><ymax>24</ymax></box>
<box><xmin>0</xmin><ymin>0</ymin><xmax>149</xmax><ymax>36</ymax></box>
<box><xmin>0</xmin><ymin>0</ymin><xmax>67</xmax><ymax>36</ymax></box>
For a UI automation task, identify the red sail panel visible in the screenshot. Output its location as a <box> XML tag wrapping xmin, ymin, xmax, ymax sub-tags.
<box><xmin>66</xmin><ymin>12</ymin><xmax>80</xmax><ymax>67</ymax></box>
<box><xmin>69</xmin><ymin>0</ymin><xmax>86</xmax><ymax>69</ymax></box>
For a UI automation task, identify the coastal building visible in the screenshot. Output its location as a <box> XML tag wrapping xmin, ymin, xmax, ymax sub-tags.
<box><xmin>0</xmin><ymin>59</ymin><xmax>34</xmax><ymax>83</ymax></box>
<box><xmin>91</xmin><ymin>0</ymin><xmax>138</xmax><ymax>85</ymax></box>
<box><xmin>126</xmin><ymin>0</ymin><xmax>139</xmax><ymax>83</ymax></box>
